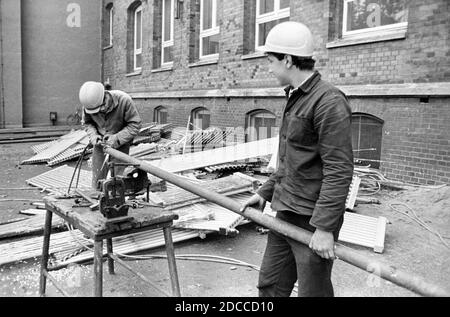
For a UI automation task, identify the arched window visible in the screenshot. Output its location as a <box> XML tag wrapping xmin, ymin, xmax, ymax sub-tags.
<box><xmin>154</xmin><ymin>106</ymin><xmax>168</xmax><ymax>124</ymax></box>
<box><xmin>246</xmin><ymin>110</ymin><xmax>277</xmax><ymax>142</ymax></box>
<box><xmin>352</xmin><ymin>113</ymin><xmax>384</xmax><ymax>169</ymax></box>
<box><xmin>191</xmin><ymin>107</ymin><xmax>211</xmax><ymax>130</ymax></box>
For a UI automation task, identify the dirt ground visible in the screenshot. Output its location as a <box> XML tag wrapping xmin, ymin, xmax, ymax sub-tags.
<box><xmin>0</xmin><ymin>142</ymin><xmax>449</xmax><ymax>297</ymax></box>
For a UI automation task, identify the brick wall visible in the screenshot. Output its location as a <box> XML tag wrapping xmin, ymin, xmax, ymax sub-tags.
<box><xmin>102</xmin><ymin>0</ymin><xmax>450</xmax><ymax>185</ymax></box>
<box><xmin>351</xmin><ymin>97</ymin><xmax>450</xmax><ymax>185</ymax></box>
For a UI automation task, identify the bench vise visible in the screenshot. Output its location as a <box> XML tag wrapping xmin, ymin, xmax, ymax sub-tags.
<box><xmin>98</xmin><ymin>163</ymin><xmax>151</xmax><ymax>222</ymax></box>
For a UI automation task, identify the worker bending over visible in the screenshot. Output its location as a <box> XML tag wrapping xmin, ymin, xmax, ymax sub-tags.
<box><xmin>79</xmin><ymin>81</ymin><xmax>142</xmax><ymax>190</ymax></box>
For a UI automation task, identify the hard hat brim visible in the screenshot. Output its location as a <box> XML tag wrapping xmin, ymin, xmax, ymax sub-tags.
<box><xmin>84</xmin><ymin>106</ymin><xmax>101</xmax><ymax>114</ymax></box>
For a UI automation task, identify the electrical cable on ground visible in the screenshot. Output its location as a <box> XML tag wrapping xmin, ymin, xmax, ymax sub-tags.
<box><xmin>113</xmin><ymin>251</ymin><xmax>299</xmax><ymax>295</ymax></box>
<box><xmin>0</xmin><ymin>199</ymin><xmax>43</xmax><ymax>202</ymax></box>
<box><xmin>389</xmin><ymin>202</ymin><xmax>450</xmax><ymax>250</ymax></box>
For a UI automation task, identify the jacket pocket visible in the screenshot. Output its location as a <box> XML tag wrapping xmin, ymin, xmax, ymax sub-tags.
<box><xmin>286</xmin><ymin>116</ymin><xmax>317</xmax><ymax>147</ymax></box>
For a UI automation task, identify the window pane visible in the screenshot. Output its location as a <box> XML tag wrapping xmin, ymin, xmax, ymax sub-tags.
<box><xmin>258</xmin><ymin>18</ymin><xmax>288</xmax><ymax>46</ymax></box>
<box><xmin>259</xmin><ymin>0</ymin><xmax>274</xmax><ymax>15</ymax></box>
<box><xmin>202</xmin><ymin>34</ymin><xmax>219</xmax><ymax>56</ymax></box>
<box><xmin>163</xmin><ymin>46</ymin><xmax>173</xmax><ymax>63</ymax></box>
<box><xmin>105</xmin><ymin>7</ymin><xmax>112</xmax><ymax>46</ymax></box>
<box><xmin>135</xmin><ymin>53</ymin><xmax>142</xmax><ymax>68</ymax></box>
<box><xmin>346</xmin><ymin>0</ymin><xmax>407</xmax><ymax>32</ymax></box>
<box><xmin>160</xmin><ymin>112</ymin><xmax>168</xmax><ymax>124</ymax></box>
<box><xmin>280</xmin><ymin>0</ymin><xmax>290</xmax><ymax>9</ymax></box>
<box><xmin>164</xmin><ymin>0</ymin><xmax>172</xmax><ymax>41</ymax></box>
<box><xmin>202</xmin><ymin>0</ymin><xmax>213</xmax><ymax>30</ymax></box>
<box><xmin>352</xmin><ymin>115</ymin><xmax>383</xmax><ymax>169</ymax></box>
<box><xmin>156</xmin><ymin>108</ymin><xmax>168</xmax><ymax>124</ymax></box>
<box><xmin>109</xmin><ymin>8</ymin><xmax>113</xmax><ymax>43</ymax></box>
<box><xmin>136</xmin><ymin>10</ymin><xmax>142</xmax><ymax>49</ymax></box>
<box><xmin>252</xmin><ymin>111</ymin><xmax>276</xmax><ymax>140</ymax></box>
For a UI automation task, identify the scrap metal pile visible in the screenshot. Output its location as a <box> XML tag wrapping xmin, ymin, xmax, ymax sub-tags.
<box><xmin>1</xmin><ymin>124</ymin><xmax>391</xmax><ymax>269</ymax></box>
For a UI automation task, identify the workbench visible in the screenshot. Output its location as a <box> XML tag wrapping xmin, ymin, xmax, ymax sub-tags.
<box><xmin>39</xmin><ymin>195</ymin><xmax>181</xmax><ymax>297</ymax></box>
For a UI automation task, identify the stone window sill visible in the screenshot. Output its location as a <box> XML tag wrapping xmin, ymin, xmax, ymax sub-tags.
<box><xmin>125</xmin><ymin>70</ymin><xmax>142</xmax><ymax>77</ymax></box>
<box><xmin>151</xmin><ymin>66</ymin><xmax>174</xmax><ymax>73</ymax></box>
<box><xmin>188</xmin><ymin>58</ymin><xmax>218</xmax><ymax>68</ymax></box>
<box><xmin>327</xmin><ymin>30</ymin><xmax>407</xmax><ymax>49</ymax></box>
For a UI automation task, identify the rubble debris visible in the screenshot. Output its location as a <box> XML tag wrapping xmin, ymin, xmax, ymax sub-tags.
<box><xmin>147</xmin><ymin>137</ymin><xmax>277</xmax><ymax>173</ymax></box>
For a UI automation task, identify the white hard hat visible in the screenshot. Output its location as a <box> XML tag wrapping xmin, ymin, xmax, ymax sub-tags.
<box><xmin>79</xmin><ymin>81</ymin><xmax>105</xmax><ymax>114</ymax></box>
<box><xmin>258</xmin><ymin>21</ymin><xmax>314</xmax><ymax>57</ymax></box>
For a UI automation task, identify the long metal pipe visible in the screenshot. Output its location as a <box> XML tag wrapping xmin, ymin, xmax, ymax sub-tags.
<box><xmin>105</xmin><ymin>147</ymin><xmax>450</xmax><ymax>297</ymax></box>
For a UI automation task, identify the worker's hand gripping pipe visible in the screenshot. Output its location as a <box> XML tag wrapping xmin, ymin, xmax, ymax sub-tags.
<box><xmin>104</xmin><ymin>146</ymin><xmax>450</xmax><ymax>297</ymax></box>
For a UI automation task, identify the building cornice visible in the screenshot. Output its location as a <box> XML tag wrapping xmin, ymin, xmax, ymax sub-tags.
<box><xmin>128</xmin><ymin>82</ymin><xmax>450</xmax><ymax>99</ymax></box>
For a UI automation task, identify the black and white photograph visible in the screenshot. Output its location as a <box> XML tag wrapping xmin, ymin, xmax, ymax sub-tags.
<box><xmin>0</xmin><ymin>0</ymin><xmax>449</xmax><ymax>300</ymax></box>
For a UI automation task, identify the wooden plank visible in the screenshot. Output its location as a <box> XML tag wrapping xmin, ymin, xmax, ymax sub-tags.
<box><xmin>0</xmin><ymin>230</ymin><xmax>86</xmax><ymax>266</ymax></box>
<box><xmin>0</xmin><ymin>213</ymin><xmax>65</xmax><ymax>239</ymax></box>
<box><xmin>374</xmin><ymin>217</ymin><xmax>388</xmax><ymax>253</ymax></box>
<box><xmin>19</xmin><ymin>209</ymin><xmax>47</xmax><ymax>216</ymax></box>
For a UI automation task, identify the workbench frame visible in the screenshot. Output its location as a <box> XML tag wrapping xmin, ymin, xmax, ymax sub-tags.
<box><xmin>39</xmin><ymin>197</ymin><xmax>181</xmax><ymax>297</ymax></box>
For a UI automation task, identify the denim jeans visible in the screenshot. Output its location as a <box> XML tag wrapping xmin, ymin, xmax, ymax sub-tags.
<box><xmin>91</xmin><ymin>143</ymin><xmax>130</xmax><ymax>190</ymax></box>
<box><xmin>257</xmin><ymin>210</ymin><xmax>343</xmax><ymax>297</ymax></box>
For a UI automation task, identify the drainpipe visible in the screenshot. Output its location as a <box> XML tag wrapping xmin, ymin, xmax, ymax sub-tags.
<box><xmin>0</xmin><ymin>2</ymin><xmax>5</xmax><ymax>129</ymax></box>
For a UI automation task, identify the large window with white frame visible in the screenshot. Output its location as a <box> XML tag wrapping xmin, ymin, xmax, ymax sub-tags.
<box><xmin>105</xmin><ymin>3</ymin><xmax>114</xmax><ymax>47</ymax></box>
<box><xmin>200</xmin><ymin>0</ymin><xmax>220</xmax><ymax>60</ymax></box>
<box><xmin>134</xmin><ymin>5</ymin><xmax>143</xmax><ymax>71</ymax></box>
<box><xmin>342</xmin><ymin>0</ymin><xmax>408</xmax><ymax>40</ymax></box>
<box><xmin>162</xmin><ymin>0</ymin><xmax>174</xmax><ymax>66</ymax></box>
<box><xmin>255</xmin><ymin>0</ymin><xmax>290</xmax><ymax>51</ymax></box>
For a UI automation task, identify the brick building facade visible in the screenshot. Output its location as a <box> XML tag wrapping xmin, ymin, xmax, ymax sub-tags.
<box><xmin>102</xmin><ymin>0</ymin><xmax>450</xmax><ymax>185</ymax></box>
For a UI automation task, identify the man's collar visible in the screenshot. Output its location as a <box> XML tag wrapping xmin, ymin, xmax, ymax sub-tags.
<box><xmin>101</xmin><ymin>91</ymin><xmax>117</xmax><ymax>114</ymax></box>
<box><xmin>285</xmin><ymin>70</ymin><xmax>321</xmax><ymax>97</ymax></box>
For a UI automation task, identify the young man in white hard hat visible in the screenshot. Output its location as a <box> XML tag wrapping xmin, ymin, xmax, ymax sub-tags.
<box><xmin>79</xmin><ymin>81</ymin><xmax>142</xmax><ymax>190</ymax></box>
<box><xmin>241</xmin><ymin>21</ymin><xmax>354</xmax><ymax>297</ymax></box>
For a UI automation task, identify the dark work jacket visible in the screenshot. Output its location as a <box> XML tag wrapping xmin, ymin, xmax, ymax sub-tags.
<box><xmin>83</xmin><ymin>90</ymin><xmax>142</xmax><ymax>148</ymax></box>
<box><xmin>257</xmin><ymin>71</ymin><xmax>354</xmax><ymax>232</ymax></box>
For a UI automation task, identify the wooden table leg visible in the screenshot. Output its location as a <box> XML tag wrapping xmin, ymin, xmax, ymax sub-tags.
<box><xmin>106</xmin><ymin>238</ymin><xmax>114</xmax><ymax>274</ymax></box>
<box><xmin>163</xmin><ymin>227</ymin><xmax>181</xmax><ymax>297</ymax></box>
<box><xmin>39</xmin><ymin>209</ymin><xmax>53</xmax><ymax>296</ymax></box>
<box><xmin>93</xmin><ymin>240</ymin><xmax>103</xmax><ymax>297</ymax></box>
